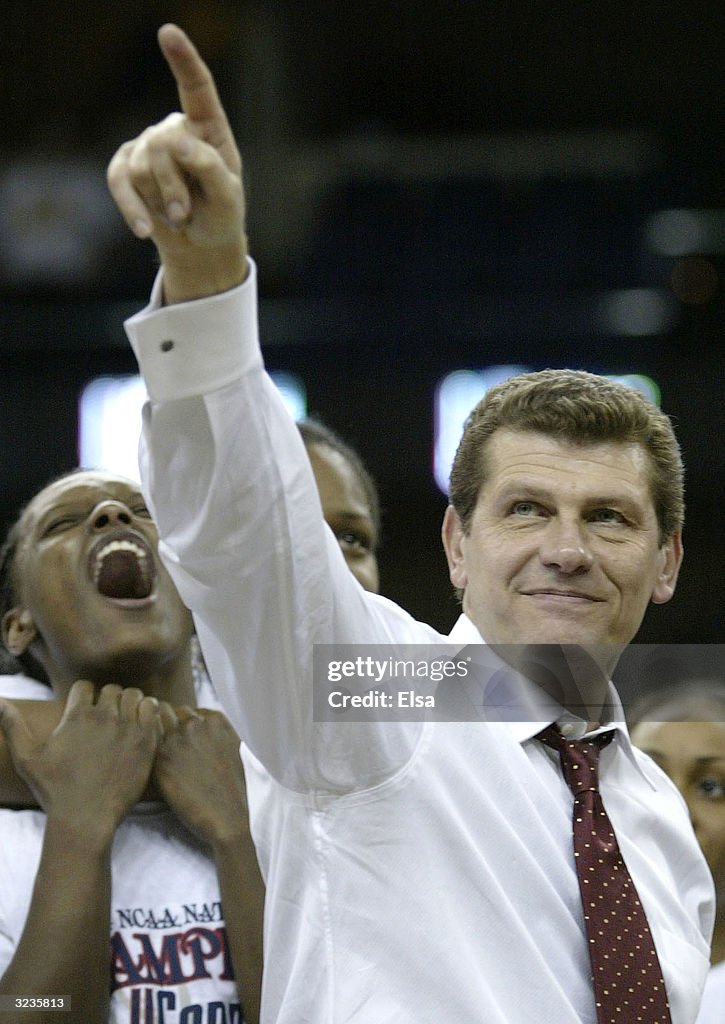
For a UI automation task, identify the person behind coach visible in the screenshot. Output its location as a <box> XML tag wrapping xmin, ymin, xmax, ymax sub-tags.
<box><xmin>107</xmin><ymin>24</ymin><xmax>714</xmax><ymax>1024</ymax></box>
<box><xmin>630</xmin><ymin>680</ymin><xmax>725</xmax><ymax>1024</ymax></box>
<box><xmin>298</xmin><ymin>416</ymin><xmax>381</xmax><ymax>594</ymax></box>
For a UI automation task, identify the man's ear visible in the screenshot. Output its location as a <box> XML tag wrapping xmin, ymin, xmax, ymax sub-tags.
<box><xmin>651</xmin><ymin>530</ymin><xmax>684</xmax><ymax>605</ymax></box>
<box><xmin>2</xmin><ymin>608</ymin><xmax>37</xmax><ymax>657</ymax></box>
<box><xmin>442</xmin><ymin>505</ymin><xmax>468</xmax><ymax>591</ymax></box>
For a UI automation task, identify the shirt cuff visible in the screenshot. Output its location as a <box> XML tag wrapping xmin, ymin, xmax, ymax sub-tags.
<box><xmin>123</xmin><ymin>258</ymin><xmax>262</xmax><ymax>403</ymax></box>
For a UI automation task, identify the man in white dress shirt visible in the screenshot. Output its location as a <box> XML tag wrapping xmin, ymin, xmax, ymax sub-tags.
<box><xmin>107</xmin><ymin>25</ymin><xmax>714</xmax><ymax>1024</ymax></box>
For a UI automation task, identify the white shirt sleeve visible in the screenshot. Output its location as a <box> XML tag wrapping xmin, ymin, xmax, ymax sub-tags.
<box><xmin>125</xmin><ymin>263</ymin><xmax>439</xmax><ymax>793</ymax></box>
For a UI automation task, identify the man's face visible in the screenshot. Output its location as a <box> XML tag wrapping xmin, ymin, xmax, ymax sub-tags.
<box><xmin>4</xmin><ymin>471</ymin><xmax>193</xmax><ymax>691</ymax></box>
<box><xmin>443</xmin><ymin>429</ymin><xmax>682</xmax><ymax>658</ymax></box>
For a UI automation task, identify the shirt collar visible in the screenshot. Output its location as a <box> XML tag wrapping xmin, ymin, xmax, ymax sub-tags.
<box><xmin>446</xmin><ymin>613</ymin><xmax>653</xmax><ymax>787</ymax></box>
<box><xmin>447</xmin><ymin>612</ymin><xmax>484</xmax><ymax>645</ymax></box>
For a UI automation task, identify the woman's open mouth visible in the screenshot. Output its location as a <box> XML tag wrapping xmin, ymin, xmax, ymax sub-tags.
<box><xmin>88</xmin><ymin>531</ymin><xmax>157</xmax><ymax>601</ymax></box>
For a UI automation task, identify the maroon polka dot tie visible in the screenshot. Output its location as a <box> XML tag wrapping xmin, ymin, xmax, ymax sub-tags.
<box><xmin>538</xmin><ymin>725</ymin><xmax>671</xmax><ymax>1024</ymax></box>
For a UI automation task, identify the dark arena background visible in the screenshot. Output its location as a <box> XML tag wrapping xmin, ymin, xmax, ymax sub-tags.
<box><xmin>1</xmin><ymin>2</ymin><xmax>723</xmax><ymax>652</ymax></box>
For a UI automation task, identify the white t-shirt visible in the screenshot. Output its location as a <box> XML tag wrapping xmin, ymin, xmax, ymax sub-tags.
<box><xmin>0</xmin><ymin>674</ymin><xmax>53</xmax><ymax>700</ymax></box>
<box><xmin>0</xmin><ymin>673</ymin><xmax>245</xmax><ymax>1023</ymax></box>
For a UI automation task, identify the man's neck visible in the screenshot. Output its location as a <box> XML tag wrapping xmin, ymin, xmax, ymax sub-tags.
<box><xmin>487</xmin><ymin>643</ymin><xmax>618</xmax><ymax>724</ymax></box>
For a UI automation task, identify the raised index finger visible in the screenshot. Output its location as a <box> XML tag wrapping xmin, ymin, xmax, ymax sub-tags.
<box><xmin>157</xmin><ymin>23</ymin><xmax>236</xmax><ymax>159</ymax></box>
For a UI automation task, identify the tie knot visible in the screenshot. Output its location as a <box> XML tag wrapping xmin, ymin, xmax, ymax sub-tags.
<box><xmin>538</xmin><ymin>724</ymin><xmax>614</xmax><ymax>795</ymax></box>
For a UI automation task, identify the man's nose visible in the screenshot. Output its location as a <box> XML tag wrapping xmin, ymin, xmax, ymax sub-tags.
<box><xmin>539</xmin><ymin>517</ymin><xmax>594</xmax><ymax>574</ymax></box>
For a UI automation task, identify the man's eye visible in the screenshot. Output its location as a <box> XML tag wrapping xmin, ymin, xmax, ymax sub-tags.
<box><xmin>511</xmin><ymin>501</ymin><xmax>543</xmax><ymax>517</ymax></box>
<box><xmin>590</xmin><ymin>508</ymin><xmax>625</xmax><ymax>524</ymax></box>
<box><xmin>698</xmin><ymin>777</ymin><xmax>725</xmax><ymax>800</ymax></box>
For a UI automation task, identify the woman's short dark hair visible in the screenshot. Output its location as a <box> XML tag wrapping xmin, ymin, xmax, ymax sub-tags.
<box><xmin>0</xmin><ymin>514</ymin><xmax>49</xmax><ymax>683</ymax></box>
<box><xmin>298</xmin><ymin>418</ymin><xmax>381</xmax><ymax>544</ymax></box>
<box><xmin>0</xmin><ymin>470</ymin><xmax>90</xmax><ymax>685</ymax></box>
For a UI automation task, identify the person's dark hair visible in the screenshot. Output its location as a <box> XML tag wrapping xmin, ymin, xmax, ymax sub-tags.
<box><xmin>0</xmin><ymin>469</ymin><xmax>90</xmax><ymax>686</ymax></box>
<box><xmin>298</xmin><ymin>418</ymin><xmax>381</xmax><ymax>544</ymax></box>
<box><xmin>628</xmin><ymin>678</ymin><xmax>725</xmax><ymax>729</ymax></box>
<box><xmin>449</xmin><ymin>369</ymin><xmax>684</xmax><ymax>545</ymax></box>
<box><xmin>0</xmin><ymin>515</ymin><xmax>49</xmax><ymax>684</ymax></box>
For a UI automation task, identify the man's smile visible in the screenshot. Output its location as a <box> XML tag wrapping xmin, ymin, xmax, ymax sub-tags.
<box><xmin>519</xmin><ymin>588</ymin><xmax>603</xmax><ymax>603</ymax></box>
